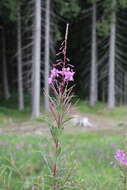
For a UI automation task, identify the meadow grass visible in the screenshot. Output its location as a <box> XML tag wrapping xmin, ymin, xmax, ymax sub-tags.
<box><xmin>0</xmin><ymin>95</ymin><xmax>44</xmax><ymax>123</ymax></box>
<box><xmin>77</xmin><ymin>100</ymin><xmax>127</xmax><ymax>121</ymax></box>
<box><xmin>0</xmin><ymin>98</ymin><xmax>126</xmax><ymax>189</ymax></box>
<box><xmin>0</xmin><ymin>95</ymin><xmax>31</xmax><ymax>123</ymax></box>
<box><xmin>0</xmin><ymin>133</ymin><xmax>124</xmax><ymax>189</ymax></box>
<box><xmin>1</xmin><ymin>97</ymin><xmax>127</xmax><ymax>123</ymax></box>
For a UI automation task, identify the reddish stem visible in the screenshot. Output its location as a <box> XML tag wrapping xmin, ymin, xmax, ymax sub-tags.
<box><xmin>51</xmin><ymin>24</ymin><xmax>69</xmax><ymax>190</ymax></box>
<box><xmin>53</xmin><ymin>163</ymin><xmax>57</xmax><ymax>177</ymax></box>
<box><xmin>56</xmin><ymin>140</ymin><xmax>58</xmax><ymax>148</ymax></box>
<box><xmin>53</xmin><ymin>141</ymin><xmax>58</xmax><ymax>178</ymax></box>
<box><xmin>63</xmin><ymin>23</ymin><xmax>69</xmax><ymax>67</ymax></box>
<box><xmin>60</xmin><ymin>24</ymin><xmax>69</xmax><ymax>94</ymax></box>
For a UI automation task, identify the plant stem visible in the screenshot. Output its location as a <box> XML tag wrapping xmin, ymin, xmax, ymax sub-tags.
<box><xmin>124</xmin><ymin>174</ymin><xmax>127</xmax><ymax>190</ymax></box>
<box><xmin>53</xmin><ymin>163</ymin><xmax>57</xmax><ymax>177</ymax></box>
<box><xmin>63</xmin><ymin>23</ymin><xmax>69</xmax><ymax>67</ymax></box>
<box><xmin>52</xmin><ymin>140</ymin><xmax>59</xmax><ymax>190</ymax></box>
<box><xmin>50</xmin><ymin>24</ymin><xmax>70</xmax><ymax>190</ymax></box>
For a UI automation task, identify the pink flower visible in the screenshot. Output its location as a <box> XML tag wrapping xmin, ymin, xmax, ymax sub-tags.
<box><xmin>62</xmin><ymin>67</ymin><xmax>75</xmax><ymax>82</ymax></box>
<box><xmin>51</xmin><ymin>68</ymin><xmax>60</xmax><ymax>78</ymax></box>
<box><xmin>16</xmin><ymin>144</ymin><xmax>23</xmax><ymax>150</ymax></box>
<box><xmin>109</xmin><ymin>144</ymin><xmax>116</xmax><ymax>150</ymax></box>
<box><xmin>115</xmin><ymin>149</ymin><xmax>127</xmax><ymax>165</ymax></box>
<box><xmin>48</xmin><ymin>77</ymin><xmax>53</xmax><ymax>84</ymax></box>
<box><xmin>48</xmin><ymin>67</ymin><xmax>75</xmax><ymax>84</ymax></box>
<box><xmin>110</xmin><ymin>161</ymin><xmax>115</xmax><ymax>166</ymax></box>
<box><xmin>48</xmin><ymin>68</ymin><xmax>61</xmax><ymax>84</ymax></box>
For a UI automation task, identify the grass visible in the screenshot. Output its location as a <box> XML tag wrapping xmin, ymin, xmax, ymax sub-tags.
<box><xmin>0</xmin><ymin>95</ymin><xmax>31</xmax><ymax>123</ymax></box>
<box><xmin>0</xmin><ymin>97</ymin><xmax>127</xmax><ymax>124</ymax></box>
<box><xmin>77</xmin><ymin>100</ymin><xmax>127</xmax><ymax>121</ymax></box>
<box><xmin>0</xmin><ymin>94</ymin><xmax>127</xmax><ymax>189</ymax></box>
<box><xmin>0</xmin><ymin>133</ymin><xmax>125</xmax><ymax>189</ymax></box>
<box><xmin>0</xmin><ymin>95</ymin><xmax>45</xmax><ymax>124</ymax></box>
<box><xmin>77</xmin><ymin>101</ymin><xmax>106</xmax><ymax>114</ymax></box>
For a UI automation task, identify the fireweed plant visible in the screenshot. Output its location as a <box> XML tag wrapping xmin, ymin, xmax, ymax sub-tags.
<box><xmin>113</xmin><ymin>149</ymin><xmax>127</xmax><ymax>189</ymax></box>
<box><xmin>46</xmin><ymin>24</ymin><xmax>76</xmax><ymax>189</ymax></box>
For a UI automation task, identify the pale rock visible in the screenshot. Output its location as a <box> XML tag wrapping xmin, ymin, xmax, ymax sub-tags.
<box><xmin>71</xmin><ymin>115</ymin><xmax>93</xmax><ymax>127</ymax></box>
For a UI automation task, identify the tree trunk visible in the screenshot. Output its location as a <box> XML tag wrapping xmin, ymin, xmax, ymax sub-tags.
<box><xmin>124</xmin><ymin>73</ymin><xmax>127</xmax><ymax>105</ymax></box>
<box><xmin>2</xmin><ymin>29</ymin><xmax>11</xmax><ymax>100</ymax></box>
<box><xmin>44</xmin><ymin>0</ymin><xmax>50</xmax><ymax>111</ymax></box>
<box><xmin>17</xmin><ymin>6</ymin><xmax>24</xmax><ymax>111</ymax></box>
<box><xmin>90</xmin><ymin>2</ymin><xmax>98</xmax><ymax>106</ymax></box>
<box><xmin>32</xmin><ymin>0</ymin><xmax>41</xmax><ymax>117</ymax></box>
<box><xmin>108</xmin><ymin>0</ymin><xmax>116</xmax><ymax>109</ymax></box>
<box><xmin>102</xmin><ymin>80</ymin><xmax>106</xmax><ymax>102</ymax></box>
